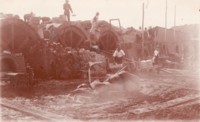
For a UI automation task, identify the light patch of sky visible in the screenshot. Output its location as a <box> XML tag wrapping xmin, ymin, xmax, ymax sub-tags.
<box><xmin>0</xmin><ymin>0</ymin><xmax>199</xmax><ymax>28</ymax></box>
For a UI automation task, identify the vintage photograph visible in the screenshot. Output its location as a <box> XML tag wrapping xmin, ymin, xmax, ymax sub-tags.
<box><xmin>0</xmin><ymin>0</ymin><xmax>200</xmax><ymax>121</ymax></box>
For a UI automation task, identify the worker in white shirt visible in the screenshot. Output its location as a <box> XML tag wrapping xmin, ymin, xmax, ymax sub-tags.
<box><xmin>113</xmin><ymin>45</ymin><xmax>125</xmax><ymax>64</ymax></box>
<box><xmin>152</xmin><ymin>46</ymin><xmax>159</xmax><ymax>65</ymax></box>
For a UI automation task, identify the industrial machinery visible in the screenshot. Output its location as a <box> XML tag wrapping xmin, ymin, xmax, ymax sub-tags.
<box><xmin>0</xmin><ymin>52</ymin><xmax>34</xmax><ymax>87</ymax></box>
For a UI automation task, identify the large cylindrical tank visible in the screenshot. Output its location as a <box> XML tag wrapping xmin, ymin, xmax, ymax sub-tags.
<box><xmin>0</xmin><ymin>18</ymin><xmax>41</xmax><ymax>56</ymax></box>
<box><xmin>53</xmin><ymin>22</ymin><xmax>89</xmax><ymax>49</ymax></box>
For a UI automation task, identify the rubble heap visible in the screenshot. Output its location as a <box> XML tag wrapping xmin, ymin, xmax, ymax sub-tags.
<box><xmin>28</xmin><ymin>41</ymin><xmax>107</xmax><ymax>80</ymax></box>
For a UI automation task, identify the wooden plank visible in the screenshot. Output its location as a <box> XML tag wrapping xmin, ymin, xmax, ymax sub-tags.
<box><xmin>0</xmin><ymin>99</ymin><xmax>71</xmax><ymax>121</ymax></box>
<box><xmin>128</xmin><ymin>94</ymin><xmax>200</xmax><ymax>114</ymax></box>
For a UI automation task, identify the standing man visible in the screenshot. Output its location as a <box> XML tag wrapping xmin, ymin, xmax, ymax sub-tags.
<box><xmin>152</xmin><ymin>45</ymin><xmax>159</xmax><ymax>65</ymax></box>
<box><xmin>63</xmin><ymin>0</ymin><xmax>73</xmax><ymax>22</ymax></box>
<box><xmin>90</xmin><ymin>12</ymin><xmax>100</xmax><ymax>35</ymax></box>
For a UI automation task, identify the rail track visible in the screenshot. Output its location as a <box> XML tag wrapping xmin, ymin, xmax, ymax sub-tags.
<box><xmin>128</xmin><ymin>94</ymin><xmax>200</xmax><ymax>114</ymax></box>
<box><xmin>126</xmin><ymin>71</ymin><xmax>200</xmax><ymax>115</ymax></box>
<box><xmin>137</xmin><ymin>69</ymin><xmax>200</xmax><ymax>92</ymax></box>
<box><xmin>0</xmin><ymin>99</ymin><xmax>72</xmax><ymax>121</ymax></box>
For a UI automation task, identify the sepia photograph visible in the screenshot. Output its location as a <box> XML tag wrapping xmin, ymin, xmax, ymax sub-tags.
<box><xmin>0</xmin><ymin>0</ymin><xmax>200</xmax><ymax>121</ymax></box>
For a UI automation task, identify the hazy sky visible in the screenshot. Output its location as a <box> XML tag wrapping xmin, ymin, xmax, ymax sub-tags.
<box><xmin>0</xmin><ymin>0</ymin><xmax>200</xmax><ymax>28</ymax></box>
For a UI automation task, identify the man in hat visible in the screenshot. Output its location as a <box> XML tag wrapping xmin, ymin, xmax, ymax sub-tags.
<box><xmin>63</xmin><ymin>0</ymin><xmax>73</xmax><ymax>22</ymax></box>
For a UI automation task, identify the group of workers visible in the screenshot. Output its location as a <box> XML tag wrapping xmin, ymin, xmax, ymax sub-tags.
<box><xmin>63</xmin><ymin>0</ymin><xmax>159</xmax><ymax>66</ymax></box>
<box><xmin>113</xmin><ymin>45</ymin><xmax>159</xmax><ymax>65</ymax></box>
<box><xmin>63</xmin><ymin>0</ymin><xmax>100</xmax><ymax>33</ymax></box>
<box><xmin>63</xmin><ymin>0</ymin><xmax>99</xmax><ymax>33</ymax></box>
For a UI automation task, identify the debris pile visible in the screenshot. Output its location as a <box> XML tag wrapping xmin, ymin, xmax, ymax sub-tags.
<box><xmin>28</xmin><ymin>41</ymin><xmax>107</xmax><ymax>80</ymax></box>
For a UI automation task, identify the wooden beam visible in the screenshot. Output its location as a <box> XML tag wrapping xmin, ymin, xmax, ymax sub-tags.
<box><xmin>128</xmin><ymin>94</ymin><xmax>200</xmax><ymax>114</ymax></box>
<box><xmin>0</xmin><ymin>99</ymin><xmax>72</xmax><ymax>121</ymax></box>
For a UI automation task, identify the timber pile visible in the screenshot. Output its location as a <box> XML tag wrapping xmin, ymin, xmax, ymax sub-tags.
<box><xmin>0</xmin><ymin>18</ymin><xmax>136</xmax><ymax>80</ymax></box>
<box><xmin>28</xmin><ymin>41</ymin><xmax>106</xmax><ymax>80</ymax></box>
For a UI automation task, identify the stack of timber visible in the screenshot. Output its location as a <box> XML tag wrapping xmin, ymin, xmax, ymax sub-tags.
<box><xmin>28</xmin><ymin>41</ymin><xmax>106</xmax><ymax>80</ymax></box>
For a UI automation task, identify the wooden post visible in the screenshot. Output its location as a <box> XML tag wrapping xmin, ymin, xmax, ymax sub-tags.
<box><xmin>11</xmin><ymin>23</ymin><xmax>14</xmax><ymax>52</ymax></box>
<box><xmin>174</xmin><ymin>5</ymin><xmax>176</xmax><ymax>27</ymax></box>
<box><xmin>142</xmin><ymin>3</ymin><xmax>145</xmax><ymax>59</ymax></box>
<box><xmin>164</xmin><ymin>0</ymin><xmax>168</xmax><ymax>56</ymax></box>
<box><xmin>174</xmin><ymin>5</ymin><xmax>177</xmax><ymax>42</ymax></box>
<box><xmin>165</xmin><ymin>0</ymin><xmax>168</xmax><ymax>43</ymax></box>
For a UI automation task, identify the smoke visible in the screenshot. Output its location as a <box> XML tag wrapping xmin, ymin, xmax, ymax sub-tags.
<box><xmin>92</xmin><ymin>73</ymin><xmax>144</xmax><ymax>102</ymax></box>
<box><xmin>69</xmin><ymin>71</ymin><xmax>147</xmax><ymax>104</ymax></box>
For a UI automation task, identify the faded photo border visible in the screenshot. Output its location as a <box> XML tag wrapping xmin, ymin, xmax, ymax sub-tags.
<box><xmin>0</xmin><ymin>0</ymin><xmax>200</xmax><ymax>122</ymax></box>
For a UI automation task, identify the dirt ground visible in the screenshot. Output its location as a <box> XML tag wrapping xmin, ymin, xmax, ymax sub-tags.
<box><xmin>1</xmin><ymin>69</ymin><xmax>200</xmax><ymax>121</ymax></box>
